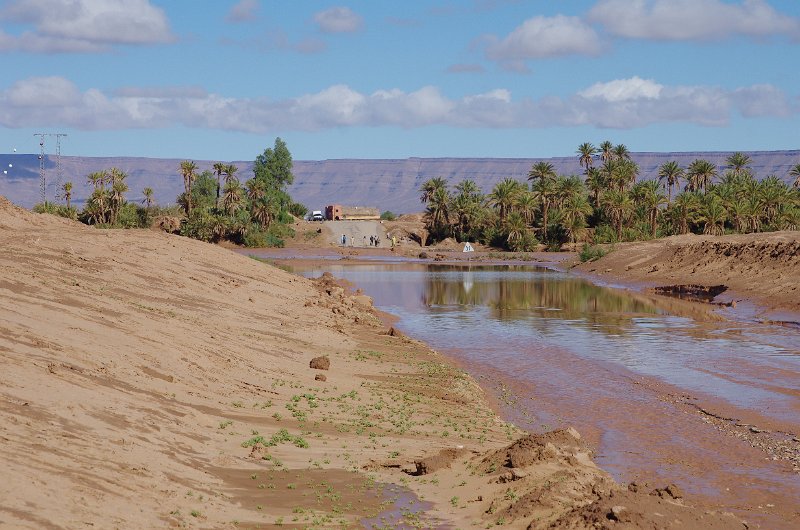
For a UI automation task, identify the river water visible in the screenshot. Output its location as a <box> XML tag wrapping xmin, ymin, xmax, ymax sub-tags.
<box><xmin>258</xmin><ymin>257</ymin><xmax>800</xmax><ymax>527</ymax></box>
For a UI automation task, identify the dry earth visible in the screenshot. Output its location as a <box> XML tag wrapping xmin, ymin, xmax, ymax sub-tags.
<box><xmin>0</xmin><ymin>196</ymin><xmax>745</xmax><ymax>529</ymax></box>
<box><xmin>572</xmin><ymin>232</ymin><xmax>800</xmax><ymax>318</ymax></box>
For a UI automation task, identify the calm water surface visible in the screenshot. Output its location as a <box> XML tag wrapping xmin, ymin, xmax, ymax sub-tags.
<box><xmin>289</xmin><ymin>263</ymin><xmax>800</xmax><ymax>422</ymax></box>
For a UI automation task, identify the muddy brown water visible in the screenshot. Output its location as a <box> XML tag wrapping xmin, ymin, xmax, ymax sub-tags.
<box><xmin>251</xmin><ymin>256</ymin><xmax>800</xmax><ymax>528</ymax></box>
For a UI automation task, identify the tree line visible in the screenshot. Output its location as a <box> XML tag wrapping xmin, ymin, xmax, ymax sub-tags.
<box><xmin>420</xmin><ymin>142</ymin><xmax>800</xmax><ymax>251</ymax></box>
<box><xmin>34</xmin><ymin>138</ymin><xmax>306</xmax><ymax>247</ymax></box>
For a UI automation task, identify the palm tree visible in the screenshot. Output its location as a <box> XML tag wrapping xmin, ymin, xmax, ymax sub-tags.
<box><xmin>602</xmin><ymin>189</ymin><xmax>634</xmax><ymax>241</ymax></box>
<box><xmin>632</xmin><ymin>180</ymin><xmax>668</xmax><ymax>239</ymax></box>
<box><xmin>726</xmin><ymin>152</ymin><xmax>752</xmax><ymax>178</ymax></box>
<box><xmin>60</xmin><ymin>181</ymin><xmax>73</xmax><ymax>209</ymax></box>
<box><xmin>424</xmin><ymin>185</ymin><xmax>451</xmax><ymax>238</ymax></box>
<box><xmin>222</xmin><ymin>179</ymin><xmax>243</xmax><ymax>216</ymax></box>
<box><xmin>454</xmin><ymin>179</ymin><xmax>482</xmax><ymax>203</ymax></box>
<box><xmin>504</xmin><ymin>211</ymin><xmax>528</xmax><ymax>250</ymax></box>
<box><xmin>657</xmin><ymin>161</ymin><xmax>684</xmax><ymax>203</ymax></box>
<box><xmin>613</xmin><ymin>143</ymin><xmax>631</xmax><ymax>161</ymax></box>
<box><xmin>554</xmin><ymin>175</ymin><xmax>583</xmax><ymax>209</ymax></box>
<box><xmin>699</xmin><ymin>195</ymin><xmax>726</xmax><ymax>235</ymax></box>
<box><xmin>86</xmin><ymin>170</ymin><xmax>110</xmax><ymax>224</ymax></box>
<box><xmin>213</xmin><ymin>162</ymin><xmax>226</xmax><ymax>208</ymax></box>
<box><xmin>577</xmin><ymin>142</ymin><xmax>597</xmax><ymax>173</ymax></box>
<box><xmin>686</xmin><ymin>159</ymin><xmax>717</xmax><ymax>193</ymax></box>
<box><xmin>599</xmin><ymin>141</ymin><xmax>614</xmax><ymax>163</ymax></box>
<box><xmin>451</xmin><ymin>192</ymin><xmax>481</xmax><ymax>241</ymax></box>
<box><xmin>560</xmin><ymin>193</ymin><xmax>592</xmax><ymax>244</ymax></box>
<box><xmin>584</xmin><ymin>167</ymin><xmax>605</xmax><ymax>209</ymax></box>
<box><xmin>142</xmin><ymin>187</ymin><xmax>154</xmax><ymax>209</ymax></box>
<box><xmin>108</xmin><ymin>167</ymin><xmax>128</xmax><ymax>225</ymax></box>
<box><xmin>514</xmin><ymin>190</ymin><xmax>539</xmax><ymax>226</ymax></box>
<box><xmin>488</xmin><ymin>178</ymin><xmax>522</xmax><ymax>222</ymax></box>
<box><xmin>789</xmin><ymin>163</ymin><xmax>800</xmax><ymax>188</ymax></box>
<box><xmin>251</xmin><ymin>198</ymin><xmax>274</xmax><ymax>228</ymax></box>
<box><xmin>223</xmin><ymin>164</ymin><xmax>238</xmax><ymax>185</ymax></box>
<box><xmin>531</xmin><ymin>177</ymin><xmax>557</xmax><ymax>239</ymax></box>
<box><xmin>758</xmin><ymin>175</ymin><xmax>788</xmax><ymax>228</ymax></box>
<box><xmin>527</xmin><ymin>161</ymin><xmax>556</xmax><ymax>183</ymax></box>
<box><xmin>245</xmin><ymin>178</ymin><xmax>264</xmax><ymax>203</ymax></box>
<box><xmin>727</xmin><ymin>198</ymin><xmax>749</xmax><ymax>233</ymax></box>
<box><xmin>605</xmin><ymin>159</ymin><xmax>638</xmax><ymax>192</ymax></box>
<box><xmin>179</xmin><ymin>160</ymin><xmax>198</xmax><ymax>215</ymax></box>
<box><xmin>669</xmin><ymin>192</ymin><xmax>699</xmax><ymax>235</ymax></box>
<box><xmin>420</xmin><ymin>176</ymin><xmax>448</xmax><ymax>205</ymax></box>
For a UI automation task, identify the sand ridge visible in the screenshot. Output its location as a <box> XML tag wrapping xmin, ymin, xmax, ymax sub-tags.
<box><xmin>0</xmin><ymin>197</ymin><xmax>744</xmax><ymax>529</ymax></box>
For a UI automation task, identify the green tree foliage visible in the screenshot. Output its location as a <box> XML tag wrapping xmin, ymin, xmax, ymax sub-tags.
<box><xmin>172</xmin><ymin>138</ymin><xmax>300</xmax><ymax>247</ymax></box>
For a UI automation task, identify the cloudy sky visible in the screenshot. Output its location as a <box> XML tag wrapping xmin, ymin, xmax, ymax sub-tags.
<box><xmin>0</xmin><ymin>0</ymin><xmax>798</xmax><ymax>161</ymax></box>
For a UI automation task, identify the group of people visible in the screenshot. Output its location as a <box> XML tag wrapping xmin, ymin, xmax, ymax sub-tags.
<box><xmin>340</xmin><ymin>233</ymin><xmax>382</xmax><ymax>247</ymax></box>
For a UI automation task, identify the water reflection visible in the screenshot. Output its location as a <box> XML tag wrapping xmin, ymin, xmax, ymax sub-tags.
<box><xmin>288</xmin><ymin>262</ymin><xmax>800</xmax><ymax>425</ymax></box>
<box><xmin>422</xmin><ymin>265</ymin><xmax>660</xmax><ymax>324</ymax></box>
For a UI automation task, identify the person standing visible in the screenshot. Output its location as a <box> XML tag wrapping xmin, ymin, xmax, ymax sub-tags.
<box><xmin>341</xmin><ymin>234</ymin><xmax>346</xmax><ymax>246</ymax></box>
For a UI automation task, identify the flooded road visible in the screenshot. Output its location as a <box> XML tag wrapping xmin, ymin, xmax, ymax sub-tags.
<box><xmin>260</xmin><ymin>258</ymin><xmax>800</xmax><ymax>528</ymax></box>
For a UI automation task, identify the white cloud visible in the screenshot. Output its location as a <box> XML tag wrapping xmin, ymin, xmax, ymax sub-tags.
<box><xmin>589</xmin><ymin>0</ymin><xmax>800</xmax><ymax>41</ymax></box>
<box><xmin>579</xmin><ymin>77</ymin><xmax>663</xmax><ymax>102</ymax></box>
<box><xmin>0</xmin><ymin>0</ymin><xmax>174</xmax><ymax>53</ymax></box>
<box><xmin>485</xmin><ymin>15</ymin><xmax>603</xmax><ymax>62</ymax></box>
<box><xmin>226</xmin><ymin>0</ymin><xmax>259</xmax><ymax>23</ymax></box>
<box><xmin>313</xmin><ymin>6</ymin><xmax>363</xmax><ymax>34</ymax></box>
<box><xmin>0</xmin><ymin>76</ymin><xmax>793</xmax><ymax>133</ymax></box>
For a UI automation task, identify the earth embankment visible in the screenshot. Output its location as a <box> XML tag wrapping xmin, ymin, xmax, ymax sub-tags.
<box><xmin>574</xmin><ymin>232</ymin><xmax>800</xmax><ymax>317</ymax></box>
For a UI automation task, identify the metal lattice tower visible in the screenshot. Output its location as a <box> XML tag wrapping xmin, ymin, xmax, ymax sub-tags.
<box><xmin>34</xmin><ymin>134</ymin><xmax>46</xmax><ymax>203</ymax></box>
<box><xmin>33</xmin><ymin>133</ymin><xmax>67</xmax><ymax>204</ymax></box>
<box><xmin>52</xmin><ymin>133</ymin><xmax>67</xmax><ymax>193</ymax></box>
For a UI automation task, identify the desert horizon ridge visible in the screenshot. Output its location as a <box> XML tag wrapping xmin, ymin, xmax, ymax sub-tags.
<box><xmin>1</xmin><ymin>149</ymin><xmax>798</xmax><ymax>213</ymax></box>
<box><xmin>1</xmin><ymin>194</ymin><xmax>774</xmax><ymax>529</ymax></box>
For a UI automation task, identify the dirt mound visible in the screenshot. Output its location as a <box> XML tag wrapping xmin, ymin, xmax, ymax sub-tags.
<box><xmin>574</xmin><ymin>232</ymin><xmax>800</xmax><ymax>315</ymax></box>
<box><xmin>414</xmin><ymin>447</ymin><xmax>468</xmax><ymax>474</ymax></box>
<box><xmin>550</xmin><ymin>487</ymin><xmax>747</xmax><ymax>529</ymax></box>
<box><xmin>480</xmin><ymin>428</ymin><xmax>584</xmax><ymax>471</ymax></box>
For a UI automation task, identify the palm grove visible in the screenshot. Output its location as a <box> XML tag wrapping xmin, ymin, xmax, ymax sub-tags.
<box><xmin>35</xmin><ymin>138</ymin><xmax>307</xmax><ymax>247</ymax></box>
<box><xmin>420</xmin><ymin>142</ymin><xmax>800</xmax><ymax>252</ymax></box>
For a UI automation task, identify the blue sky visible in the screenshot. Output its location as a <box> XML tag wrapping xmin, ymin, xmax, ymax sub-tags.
<box><xmin>0</xmin><ymin>0</ymin><xmax>798</xmax><ymax>162</ymax></box>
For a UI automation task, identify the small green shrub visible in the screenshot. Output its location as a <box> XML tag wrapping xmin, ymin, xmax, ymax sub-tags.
<box><xmin>579</xmin><ymin>244</ymin><xmax>608</xmax><ymax>262</ymax></box>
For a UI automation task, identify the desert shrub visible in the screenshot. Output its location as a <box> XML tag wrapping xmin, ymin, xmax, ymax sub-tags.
<box><xmin>579</xmin><ymin>244</ymin><xmax>609</xmax><ymax>262</ymax></box>
<box><xmin>288</xmin><ymin>202</ymin><xmax>308</xmax><ymax>218</ymax></box>
<box><xmin>32</xmin><ymin>202</ymin><xmax>77</xmax><ymax>219</ymax></box>
<box><xmin>115</xmin><ymin>203</ymin><xmax>150</xmax><ymax>228</ymax></box>
<box><xmin>508</xmin><ymin>231</ymin><xmax>539</xmax><ymax>252</ymax></box>
<box><xmin>180</xmin><ymin>209</ymin><xmax>225</xmax><ymax>242</ymax></box>
<box><xmin>380</xmin><ymin>210</ymin><xmax>396</xmax><ymax>221</ymax></box>
<box><xmin>593</xmin><ymin>224</ymin><xmax>618</xmax><ymax>244</ymax></box>
<box><xmin>243</xmin><ymin>229</ymin><xmax>285</xmax><ymax>248</ymax></box>
<box><xmin>276</xmin><ymin>210</ymin><xmax>293</xmax><ymax>224</ymax></box>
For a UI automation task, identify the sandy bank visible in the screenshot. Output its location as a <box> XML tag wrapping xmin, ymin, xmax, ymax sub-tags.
<box><xmin>0</xmin><ymin>197</ymin><xmax>744</xmax><ymax>529</ymax></box>
<box><xmin>571</xmin><ymin>232</ymin><xmax>800</xmax><ymax>319</ymax></box>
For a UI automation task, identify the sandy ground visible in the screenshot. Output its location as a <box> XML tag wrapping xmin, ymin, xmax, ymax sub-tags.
<box><xmin>0</xmin><ymin>197</ymin><xmax>750</xmax><ymax>529</ymax></box>
<box><xmin>571</xmin><ymin>232</ymin><xmax>800</xmax><ymax>320</ymax></box>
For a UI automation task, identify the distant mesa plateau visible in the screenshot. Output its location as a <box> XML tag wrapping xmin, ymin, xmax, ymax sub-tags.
<box><xmin>1</xmin><ymin>150</ymin><xmax>798</xmax><ymax>213</ymax></box>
